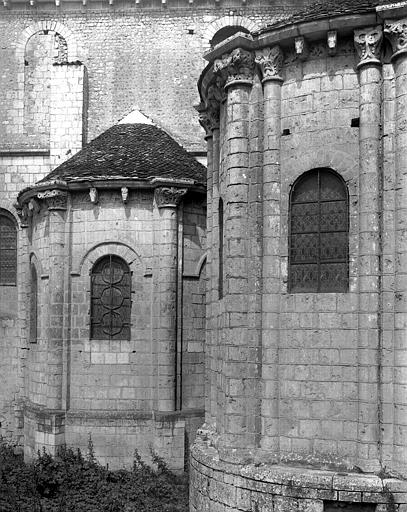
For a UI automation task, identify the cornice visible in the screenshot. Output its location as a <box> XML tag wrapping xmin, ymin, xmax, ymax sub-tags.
<box><xmin>199</xmin><ymin>11</ymin><xmax>401</xmax><ymax>102</ymax></box>
<box><xmin>17</xmin><ymin>176</ymin><xmax>205</xmax><ymax>208</ymax></box>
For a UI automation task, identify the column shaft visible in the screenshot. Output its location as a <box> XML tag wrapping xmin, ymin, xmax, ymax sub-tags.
<box><xmin>261</xmin><ymin>78</ymin><xmax>283</xmax><ymax>453</ymax></box>
<box><xmin>47</xmin><ymin>209</ymin><xmax>67</xmax><ymax>410</ymax></box>
<box><xmin>357</xmin><ymin>62</ymin><xmax>382</xmax><ymax>471</ymax></box>
<box><xmin>393</xmin><ymin>54</ymin><xmax>407</xmax><ymax>472</ymax></box>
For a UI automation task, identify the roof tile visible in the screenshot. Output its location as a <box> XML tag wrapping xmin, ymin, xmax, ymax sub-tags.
<box><xmin>39</xmin><ymin>123</ymin><xmax>206</xmax><ymax>186</ymax></box>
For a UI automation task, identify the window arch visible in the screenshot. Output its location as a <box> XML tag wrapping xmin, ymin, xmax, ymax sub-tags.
<box><xmin>288</xmin><ymin>169</ymin><xmax>348</xmax><ymax>293</ymax></box>
<box><xmin>211</xmin><ymin>26</ymin><xmax>250</xmax><ymax>47</ymax></box>
<box><xmin>29</xmin><ymin>263</ymin><xmax>38</xmax><ymax>343</ymax></box>
<box><xmin>90</xmin><ymin>255</ymin><xmax>131</xmax><ymax>340</ymax></box>
<box><xmin>0</xmin><ymin>210</ymin><xmax>17</xmax><ymax>286</ymax></box>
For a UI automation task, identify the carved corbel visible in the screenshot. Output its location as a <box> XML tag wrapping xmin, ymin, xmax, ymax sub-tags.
<box><xmin>214</xmin><ymin>48</ymin><xmax>255</xmax><ymax>88</ymax></box>
<box><xmin>295</xmin><ymin>36</ymin><xmax>309</xmax><ymax>60</ymax></box>
<box><xmin>255</xmin><ymin>45</ymin><xmax>284</xmax><ymax>83</ymax></box>
<box><xmin>89</xmin><ymin>187</ymin><xmax>98</xmax><ymax>204</ymax></box>
<box><xmin>121</xmin><ymin>187</ymin><xmax>129</xmax><ymax>203</ymax></box>
<box><xmin>37</xmin><ymin>189</ymin><xmax>68</xmax><ymax>210</ymax></box>
<box><xmin>327</xmin><ymin>30</ymin><xmax>337</xmax><ymax>56</ymax></box>
<box><xmin>354</xmin><ymin>26</ymin><xmax>383</xmax><ymax>68</ymax></box>
<box><xmin>155</xmin><ymin>187</ymin><xmax>187</xmax><ymax>208</ymax></box>
<box><xmin>384</xmin><ymin>20</ymin><xmax>407</xmax><ymax>60</ymax></box>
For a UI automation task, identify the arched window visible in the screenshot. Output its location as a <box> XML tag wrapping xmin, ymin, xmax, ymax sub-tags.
<box><xmin>90</xmin><ymin>255</ymin><xmax>131</xmax><ymax>340</ymax></box>
<box><xmin>0</xmin><ymin>210</ymin><xmax>17</xmax><ymax>286</ymax></box>
<box><xmin>29</xmin><ymin>263</ymin><xmax>38</xmax><ymax>343</ymax></box>
<box><xmin>288</xmin><ymin>169</ymin><xmax>348</xmax><ymax>293</ymax></box>
<box><xmin>218</xmin><ymin>198</ymin><xmax>224</xmax><ymax>299</ymax></box>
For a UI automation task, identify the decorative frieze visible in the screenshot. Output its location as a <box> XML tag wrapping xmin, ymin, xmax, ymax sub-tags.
<box><xmin>214</xmin><ymin>48</ymin><xmax>255</xmax><ymax>88</ymax></box>
<box><xmin>354</xmin><ymin>26</ymin><xmax>383</xmax><ymax>68</ymax></box>
<box><xmin>37</xmin><ymin>189</ymin><xmax>68</xmax><ymax>210</ymax></box>
<box><xmin>255</xmin><ymin>45</ymin><xmax>284</xmax><ymax>83</ymax></box>
<box><xmin>384</xmin><ymin>20</ymin><xmax>407</xmax><ymax>59</ymax></box>
<box><xmin>155</xmin><ymin>187</ymin><xmax>187</xmax><ymax>208</ymax></box>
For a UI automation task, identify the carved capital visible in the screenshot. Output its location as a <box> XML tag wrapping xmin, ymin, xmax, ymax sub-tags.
<box><xmin>155</xmin><ymin>187</ymin><xmax>187</xmax><ymax>208</ymax></box>
<box><xmin>354</xmin><ymin>26</ymin><xmax>383</xmax><ymax>68</ymax></box>
<box><xmin>385</xmin><ymin>20</ymin><xmax>407</xmax><ymax>60</ymax></box>
<box><xmin>198</xmin><ymin>110</ymin><xmax>216</xmax><ymax>137</ymax></box>
<box><xmin>37</xmin><ymin>189</ymin><xmax>68</xmax><ymax>210</ymax></box>
<box><xmin>14</xmin><ymin>203</ymin><xmax>29</xmax><ymax>227</ymax></box>
<box><xmin>255</xmin><ymin>45</ymin><xmax>284</xmax><ymax>83</ymax></box>
<box><xmin>214</xmin><ymin>48</ymin><xmax>255</xmax><ymax>89</ymax></box>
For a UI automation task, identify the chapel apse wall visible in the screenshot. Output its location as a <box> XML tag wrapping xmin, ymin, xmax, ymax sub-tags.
<box><xmin>192</xmin><ymin>5</ymin><xmax>407</xmax><ymax>510</ymax></box>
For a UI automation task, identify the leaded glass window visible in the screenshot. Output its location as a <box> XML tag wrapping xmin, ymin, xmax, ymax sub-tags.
<box><xmin>0</xmin><ymin>210</ymin><xmax>17</xmax><ymax>286</ymax></box>
<box><xmin>90</xmin><ymin>255</ymin><xmax>131</xmax><ymax>340</ymax></box>
<box><xmin>288</xmin><ymin>169</ymin><xmax>348</xmax><ymax>293</ymax></box>
<box><xmin>30</xmin><ymin>263</ymin><xmax>38</xmax><ymax>343</ymax></box>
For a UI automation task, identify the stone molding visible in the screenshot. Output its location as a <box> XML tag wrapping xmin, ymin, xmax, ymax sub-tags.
<box><xmin>385</xmin><ymin>19</ymin><xmax>407</xmax><ymax>60</ymax></box>
<box><xmin>154</xmin><ymin>187</ymin><xmax>187</xmax><ymax>208</ymax></box>
<box><xmin>354</xmin><ymin>25</ymin><xmax>383</xmax><ymax>68</ymax></box>
<box><xmin>214</xmin><ymin>47</ymin><xmax>255</xmax><ymax>89</ymax></box>
<box><xmin>255</xmin><ymin>45</ymin><xmax>284</xmax><ymax>83</ymax></box>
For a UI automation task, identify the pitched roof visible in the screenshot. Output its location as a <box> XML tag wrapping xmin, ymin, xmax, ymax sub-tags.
<box><xmin>39</xmin><ymin>123</ymin><xmax>206</xmax><ymax>186</ymax></box>
<box><xmin>261</xmin><ymin>0</ymin><xmax>397</xmax><ymax>31</ymax></box>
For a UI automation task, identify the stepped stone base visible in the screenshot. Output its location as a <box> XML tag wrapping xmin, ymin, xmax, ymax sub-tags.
<box><xmin>190</xmin><ymin>435</ymin><xmax>407</xmax><ymax>512</ymax></box>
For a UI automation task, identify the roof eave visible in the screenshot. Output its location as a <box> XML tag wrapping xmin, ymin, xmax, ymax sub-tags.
<box><xmin>17</xmin><ymin>176</ymin><xmax>206</xmax><ymax>207</ymax></box>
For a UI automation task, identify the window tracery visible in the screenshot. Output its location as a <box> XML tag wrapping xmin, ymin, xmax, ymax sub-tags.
<box><xmin>90</xmin><ymin>255</ymin><xmax>131</xmax><ymax>340</ymax></box>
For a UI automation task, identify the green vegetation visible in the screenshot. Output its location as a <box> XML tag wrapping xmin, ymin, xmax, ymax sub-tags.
<box><xmin>0</xmin><ymin>439</ymin><xmax>189</xmax><ymax>512</ymax></box>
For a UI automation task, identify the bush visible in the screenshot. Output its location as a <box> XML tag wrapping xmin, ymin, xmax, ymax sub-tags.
<box><xmin>0</xmin><ymin>440</ymin><xmax>188</xmax><ymax>512</ymax></box>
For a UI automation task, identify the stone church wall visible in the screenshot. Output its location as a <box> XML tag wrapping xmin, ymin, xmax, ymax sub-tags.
<box><xmin>0</xmin><ymin>5</ymin><xmax>310</xmax><ymax>154</ymax></box>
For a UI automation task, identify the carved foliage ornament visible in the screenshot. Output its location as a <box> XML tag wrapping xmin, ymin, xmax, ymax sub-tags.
<box><xmin>255</xmin><ymin>45</ymin><xmax>284</xmax><ymax>82</ymax></box>
<box><xmin>354</xmin><ymin>26</ymin><xmax>383</xmax><ymax>67</ymax></box>
<box><xmin>214</xmin><ymin>48</ymin><xmax>255</xmax><ymax>87</ymax></box>
<box><xmin>384</xmin><ymin>20</ymin><xmax>407</xmax><ymax>57</ymax></box>
<box><xmin>37</xmin><ymin>189</ymin><xmax>68</xmax><ymax>210</ymax></box>
<box><xmin>155</xmin><ymin>187</ymin><xmax>187</xmax><ymax>208</ymax></box>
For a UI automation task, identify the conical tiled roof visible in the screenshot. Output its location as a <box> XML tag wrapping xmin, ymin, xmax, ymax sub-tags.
<box><xmin>39</xmin><ymin>123</ymin><xmax>206</xmax><ymax>186</ymax></box>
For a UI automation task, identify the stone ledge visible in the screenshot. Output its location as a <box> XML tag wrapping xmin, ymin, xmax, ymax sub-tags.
<box><xmin>190</xmin><ymin>441</ymin><xmax>407</xmax><ymax>511</ymax></box>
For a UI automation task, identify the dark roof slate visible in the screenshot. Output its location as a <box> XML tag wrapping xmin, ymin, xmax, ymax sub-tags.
<box><xmin>261</xmin><ymin>0</ymin><xmax>397</xmax><ymax>31</ymax></box>
<box><xmin>39</xmin><ymin>123</ymin><xmax>206</xmax><ymax>186</ymax></box>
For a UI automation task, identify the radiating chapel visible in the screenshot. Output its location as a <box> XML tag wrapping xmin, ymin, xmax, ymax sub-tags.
<box><xmin>13</xmin><ymin>116</ymin><xmax>207</xmax><ymax>469</ymax></box>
